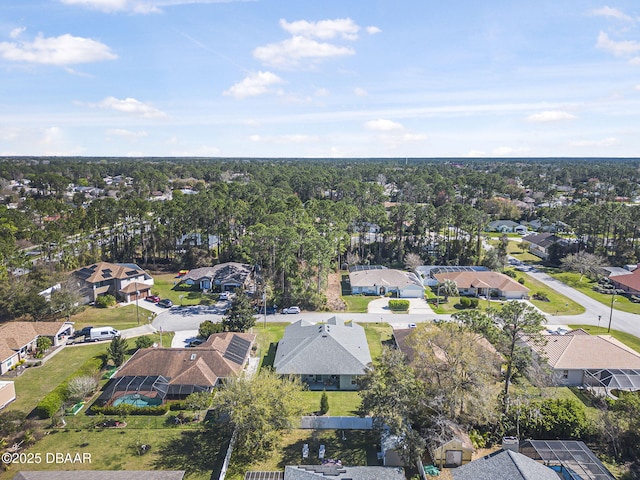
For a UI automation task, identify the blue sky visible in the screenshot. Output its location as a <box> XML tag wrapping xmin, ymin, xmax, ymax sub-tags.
<box><xmin>1</xmin><ymin>0</ymin><xmax>640</xmax><ymax>157</ymax></box>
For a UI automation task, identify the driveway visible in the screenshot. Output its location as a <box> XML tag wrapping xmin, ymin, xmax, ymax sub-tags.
<box><xmin>367</xmin><ymin>297</ymin><xmax>433</xmax><ymax>314</ymax></box>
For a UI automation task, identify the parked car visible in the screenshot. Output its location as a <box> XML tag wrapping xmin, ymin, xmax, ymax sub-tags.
<box><xmin>73</xmin><ymin>326</ymin><xmax>93</xmax><ymax>338</ymax></box>
<box><xmin>219</xmin><ymin>292</ymin><xmax>230</xmax><ymax>301</ymax></box>
<box><xmin>158</xmin><ymin>299</ymin><xmax>173</xmax><ymax>308</ymax></box>
<box><xmin>281</xmin><ymin>306</ymin><xmax>301</xmax><ymax>314</ymax></box>
<box><xmin>146</xmin><ymin>295</ymin><xmax>160</xmax><ymax>303</ymax></box>
<box><xmin>256</xmin><ymin>305</ymin><xmax>277</xmax><ymax>315</ymax></box>
<box><xmin>187</xmin><ymin>338</ymin><xmax>205</xmax><ymax>348</ymax></box>
<box><xmin>88</xmin><ymin>327</ymin><xmax>120</xmax><ymax>342</ymax></box>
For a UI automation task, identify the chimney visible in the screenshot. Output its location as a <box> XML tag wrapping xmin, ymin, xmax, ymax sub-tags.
<box><xmin>502</xmin><ymin>436</ymin><xmax>519</xmax><ymax>453</ymax></box>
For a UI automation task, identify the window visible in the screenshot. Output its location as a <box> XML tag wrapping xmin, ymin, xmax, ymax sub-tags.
<box><xmin>562</xmin><ymin>370</ymin><xmax>569</xmax><ymax>379</ymax></box>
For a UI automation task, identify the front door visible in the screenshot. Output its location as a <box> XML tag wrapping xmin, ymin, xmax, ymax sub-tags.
<box><xmin>445</xmin><ymin>450</ymin><xmax>463</xmax><ymax>466</ymax></box>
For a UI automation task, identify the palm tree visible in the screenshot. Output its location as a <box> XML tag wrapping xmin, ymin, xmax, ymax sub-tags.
<box><xmin>438</xmin><ymin>279</ymin><xmax>459</xmax><ymax>303</ymax></box>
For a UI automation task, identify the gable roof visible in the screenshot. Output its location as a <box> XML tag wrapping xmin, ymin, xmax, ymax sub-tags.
<box><xmin>522</xmin><ymin>232</ymin><xmax>563</xmax><ymax>248</ymax></box>
<box><xmin>180</xmin><ymin>262</ymin><xmax>251</xmax><ymax>285</ymax></box>
<box><xmin>526</xmin><ymin>330</ymin><xmax>640</xmax><ymax>370</ymax></box>
<box><xmin>433</xmin><ymin>271</ymin><xmax>529</xmax><ymax>293</ymax></box>
<box><xmin>74</xmin><ymin>262</ymin><xmax>148</xmax><ymax>284</ymax></box>
<box><xmin>349</xmin><ymin>269</ymin><xmax>423</xmax><ymax>289</ymax></box>
<box><xmin>274</xmin><ymin>317</ymin><xmax>372</xmax><ymax>376</ymax></box>
<box><xmin>284</xmin><ymin>465</ymin><xmax>405</xmax><ymax>480</ymax></box>
<box><xmin>0</xmin><ymin>322</ymin><xmax>71</xmax><ymax>362</ymax></box>
<box><xmin>451</xmin><ymin>450</ymin><xmax>559</xmax><ymax>480</ymax></box>
<box><xmin>114</xmin><ymin>332</ymin><xmax>255</xmax><ymax>386</ymax></box>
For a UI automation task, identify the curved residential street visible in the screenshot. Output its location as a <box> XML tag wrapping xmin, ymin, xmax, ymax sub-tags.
<box><xmin>146</xmin><ymin>271</ymin><xmax>640</xmax><ymax>339</ymax></box>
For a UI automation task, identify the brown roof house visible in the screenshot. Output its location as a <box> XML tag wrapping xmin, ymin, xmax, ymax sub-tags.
<box><xmin>523</xmin><ymin>329</ymin><xmax>640</xmax><ymax>393</ymax></box>
<box><xmin>610</xmin><ymin>266</ymin><xmax>640</xmax><ymax>295</ymax></box>
<box><xmin>72</xmin><ymin>262</ymin><xmax>154</xmax><ymax>304</ymax></box>
<box><xmin>101</xmin><ymin>332</ymin><xmax>255</xmax><ymax>404</ymax></box>
<box><xmin>0</xmin><ymin>321</ymin><xmax>74</xmax><ymax>375</ymax></box>
<box><xmin>433</xmin><ymin>270</ymin><xmax>529</xmax><ymax>300</ymax></box>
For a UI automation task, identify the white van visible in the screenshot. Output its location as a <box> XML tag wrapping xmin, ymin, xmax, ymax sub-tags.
<box><xmin>88</xmin><ymin>327</ymin><xmax>121</xmax><ymax>342</ymax></box>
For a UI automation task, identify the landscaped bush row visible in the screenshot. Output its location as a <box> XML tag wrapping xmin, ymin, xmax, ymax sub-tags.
<box><xmin>92</xmin><ymin>404</ymin><xmax>170</xmax><ymax>416</ymax></box>
<box><xmin>34</xmin><ymin>355</ymin><xmax>104</xmax><ymax>419</ymax></box>
<box><xmin>388</xmin><ymin>299</ymin><xmax>410</xmax><ymax>311</ymax></box>
<box><xmin>458</xmin><ymin>297</ymin><xmax>479</xmax><ymax>309</ymax></box>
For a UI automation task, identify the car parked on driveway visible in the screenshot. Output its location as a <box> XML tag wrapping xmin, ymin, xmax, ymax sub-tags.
<box><xmin>219</xmin><ymin>292</ymin><xmax>230</xmax><ymax>301</ymax></box>
<box><xmin>146</xmin><ymin>295</ymin><xmax>160</xmax><ymax>303</ymax></box>
<box><xmin>281</xmin><ymin>306</ymin><xmax>301</xmax><ymax>314</ymax></box>
<box><xmin>158</xmin><ymin>299</ymin><xmax>173</xmax><ymax>308</ymax></box>
<box><xmin>256</xmin><ymin>305</ymin><xmax>277</xmax><ymax>315</ymax></box>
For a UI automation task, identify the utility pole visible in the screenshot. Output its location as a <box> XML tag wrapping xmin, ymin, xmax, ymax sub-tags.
<box><xmin>608</xmin><ymin>292</ymin><xmax>615</xmax><ymax>333</ymax></box>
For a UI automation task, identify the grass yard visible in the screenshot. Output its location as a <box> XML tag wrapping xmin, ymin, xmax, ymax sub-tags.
<box><xmin>5</xmin><ymin>343</ymin><xmax>108</xmax><ymax>414</ymax></box>
<box><xmin>252</xmin><ymin>322</ymin><xmax>288</xmax><ymax>369</ymax></box>
<box><xmin>567</xmin><ymin>324</ymin><xmax>640</xmax><ymax>354</ymax></box>
<box><xmin>545</xmin><ymin>269</ymin><xmax>640</xmax><ymax>315</ymax></box>
<box><xmin>341</xmin><ymin>295</ymin><xmax>378</xmax><ymax>313</ymax></box>
<box><xmin>151</xmin><ymin>273</ymin><xmax>204</xmax><ymax>306</ymax></box>
<box><xmin>299</xmin><ymin>391</ymin><xmax>361</xmax><ymax>416</ymax></box>
<box><xmin>503</xmin><ymin>268</ymin><xmax>584</xmax><ymax>315</ymax></box>
<box><xmin>360</xmin><ymin>322</ymin><xmax>393</xmax><ymax>361</ymax></box>
<box><xmin>0</xmin><ymin>426</ymin><xmax>225</xmax><ymax>480</ymax></box>
<box><xmin>70</xmin><ymin>304</ymin><xmax>146</xmax><ymax>330</ymax></box>
<box><xmin>225</xmin><ymin>429</ymin><xmax>379</xmax><ymax>480</ymax></box>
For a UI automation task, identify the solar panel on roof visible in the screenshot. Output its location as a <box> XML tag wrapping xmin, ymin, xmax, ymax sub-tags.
<box><xmin>125</xmin><ymin>270</ymin><xmax>139</xmax><ymax>276</ymax></box>
<box><xmin>224</xmin><ymin>335</ymin><xmax>251</xmax><ymax>365</ymax></box>
<box><xmin>243</xmin><ymin>472</ymin><xmax>284</xmax><ymax>480</ymax></box>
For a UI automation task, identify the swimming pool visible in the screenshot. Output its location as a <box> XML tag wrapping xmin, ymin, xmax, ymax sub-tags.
<box><xmin>112</xmin><ymin>393</ymin><xmax>162</xmax><ymax>407</ymax></box>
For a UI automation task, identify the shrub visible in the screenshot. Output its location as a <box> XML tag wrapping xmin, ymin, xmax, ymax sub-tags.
<box><xmin>92</xmin><ymin>404</ymin><xmax>169</xmax><ymax>416</ymax></box>
<box><xmin>459</xmin><ymin>297</ymin><xmax>471</xmax><ymax>308</ymax></box>
<box><xmin>135</xmin><ymin>336</ymin><xmax>155</xmax><ymax>349</ymax></box>
<box><xmin>320</xmin><ymin>391</ymin><xmax>329</xmax><ymax>415</ymax></box>
<box><xmin>388</xmin><ymin>299</ymin><xmax>410</xmax><ymax>311</ymax></box>
<box><xmin>469</xmin><ymin>298</ymin><xmax>479</xmax><ymax>308</ymax></box>
<box><xmin>95</xmin><ymin>294</ymin><xmax>116</xmax><ymax>308</ymax></box>
<box><xmin>504</xmin><ymin>270</ymin><xmax>517</xmax><ymax>278</ymax></box>
<box><xmin>518</xmin><ymin>277</ymin><xmax>525</xmax><ymax>285</ymax></box>
<box><xmin>532</xmin><ymin>291</ymin><xmax>550</xmax><ymax>302</ymax></box>
<box><xmin>35</xmin><ymin>390</ymin><xmax>66</xmax><ymax>419</ymax></box>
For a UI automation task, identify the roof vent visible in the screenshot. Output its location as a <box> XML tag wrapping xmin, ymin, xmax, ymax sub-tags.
<box><xmin>190</xmin><ymin>353</ymin><xmax>197</xmax><ymax>361</ymax></box>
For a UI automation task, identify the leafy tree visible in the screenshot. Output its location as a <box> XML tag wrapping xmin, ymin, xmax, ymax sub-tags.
<box><xmin>320</xmin><ymin>391</ymin><xmax>329</xmax><ymax>415</ymax></box>
<box><xmin>481</xmin><ymin>248</ymin><xmax>506</xmax><ymax>271</ymax></box>
<box><xmin>211</xmin><ymin>369</ymin><xmax>304</xmax><ymax>458</ymax></box>
<box><xmin>184</xmin><ymin>391</ymin><xmax>213</xmax><ymax>412</ymax></box>
<box><xmin>198</xmin><ymin>320</ymin><xmax>224</xmax><ymax>339</ymax></box>
<box><xmin>135</xmin><ymin>335</ymin><xmax>154</xmax><ymax>349</ymax></box>
<box><xmin>107</xmin><ymin>336</ymin><xmax>129</xmax><ymax>367</ymax></box>
<box><xmin>488</xmin><ymin>301</ymin><xmax>546</xmax><ymax>411</ymax></box>
<box><xmin>35</xmin><ymin>336</ymin><xmax>52</xmax><ymax>358</ymax></box>
<box><xmin>50</xmin><ymin>285</ymin><xmax>82</xmax><ymax>322</ymax></box>
<box><xmin>222</xmin><ymin>290</ymin><xmax>256</xmax><ymax>332</ymax></box>
<box><xmin>509</xmin><ymin>398</ymin><xmax>590</xmax><ymax>439</ymax></box>
<box><xmin>438</xmin><ymin>279</ymin><xmax>458</xmax><ymax>303</ymax></box>
<box><xmin>66</xmin><ymin>375</ymin><xmax>98</xmax><ymax>402</ymax></box>
<box><xmin>404</xmin><ymin>252</ymin><xmax>423</xmax><ymax>271</ymax></box>
<box><xmin>561</xmin><ymin>251</ymin><xmax>607</xmax><ymax>281</ymax></box>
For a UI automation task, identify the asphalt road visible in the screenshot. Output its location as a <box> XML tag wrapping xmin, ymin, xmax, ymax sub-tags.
<box><xmin>150</xmin><ymin>271</ymin><xmax>640</xmax><ymax>338</ymax></box>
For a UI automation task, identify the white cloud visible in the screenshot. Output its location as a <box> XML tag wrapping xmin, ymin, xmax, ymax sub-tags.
<box><xmin>597</xmin><ymin>31</ymin><xmax>640</xmax><ymax>57</ymax></box>
<box><xmin>401</xmin><ymin>133</ymin><xmax>427</xmax><ymax>141</ymax></box>
<box><xmin>314</xmin><ymin>88</ymin><xmax>330</xmax><ymax>97</ymax></box>
<box><xmin>589</xmin><ymin>6</ymin><xmax>635</xmax><ymax>22</ymax></box>
<box><xmin>106</xmin><ymin>128</ymin><xmax>148</xmax><ymax>138</ymax></box>
<box><xmin>9</xmin><ymin>27</ymin><xmax>26</xmax><ymax>39</ymax></box>
<box><xmin>94</xmin><ymin>97</ymin><xmax>167</xmax><ymax>118</ymax></box>
<box><xmin>279</xmin><ymin>18</ymin><xmax>360</xmax><ymax>40</ymax></box>
<box><xmin>366</xmin><ymin>26</ymin><xmax>382</xmax><ymax>35</ymax></box>
<box><xmin>492</xmin><ymin>146</ymin><xmax>529</xmax><ymax>156</ymax></box>
<box><xmin>569</xmin><ymin>137</ymin><xmax>619</xmax><ymax>147</ymax></box>
<box><xmin>59</xmin><ymin>0</ymin><xmax>242</xmax><ymax>13</ymax></box>
<box><xmin>354</xmin><ymin>87</ymin><xmax>368</xmax><ymax>97</ymax></box>
<box><xmin>526</xmin><ymin>110</ymin><xmax>577</xmax><ymax>122</ymax></box>
<box><xmin>365</xmin><ymin>119</ymin><xmax>404</xmax><ymax>131</ymax></box>
<box><xmin>253</xmin><ymin>36</ymin><xmax>354</xmax><ymax>69</ymax></box>
<box><xmin>0</xmin><ymin>33</ymin><xmax>117</xmax><ymax>65</ymax></box>
<box><xmin>249</xmin><ymin>134</ymin><xmax>319</xmax><ymax>144</ymax></box>
<box><xmin>224</xmin><ymin>71</ymin><xmax>284</xmax><ymax>99</ymax></box>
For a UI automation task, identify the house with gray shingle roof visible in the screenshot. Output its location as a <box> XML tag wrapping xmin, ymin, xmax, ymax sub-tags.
<box><xmin>348</xmin><ymin>266</ymin><xmax>424</xmax><ymax>298</ymax></box>
<box><xmin>283</xmin><ymin>465</ymin><xmax>405</xmax><ymax>480</ymax></box>
<box><xmin>274</xmin><ymin>317</ymin><xmax>372</xmax><ymax>390</ymax></box>
<box><xmin>178</xmin><ymin>262</ymin><xmax>253</xmax><ymax>292</ymax></box>
<box><xmin>451</xmin><ymin>449</ymin><xmax>559</xmax><ymax>480</ymax></box>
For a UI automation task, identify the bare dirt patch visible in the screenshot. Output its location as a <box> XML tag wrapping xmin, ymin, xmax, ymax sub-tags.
<box><xmin>327</xmin><ymin>272</ymin><xmax>346</xmax><ymax>311</ymax></box>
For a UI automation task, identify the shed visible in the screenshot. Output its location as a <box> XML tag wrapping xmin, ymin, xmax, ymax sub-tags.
<box><xmin>0</xmin><ymin>381</ymin><xmax>16</xmax><ymax>410</ymax></box>
<box><xmin>431</xmin><ymin>432</ymin><xmax>475</xmax><ymax>468</ymax></box>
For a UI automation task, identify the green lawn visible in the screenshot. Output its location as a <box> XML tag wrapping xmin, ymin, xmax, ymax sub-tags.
<box><xmin>225</xmin><ymin>429</ymin><xmax>379</xmax><ymax>480</ymax></box>
<box><xmin>360</xmin><ymin>322</ymin><xmax>393</xmax><ymax>361</ymax></box>
<box><xmin>504</xmin><ymin>268</ymin><xmax>584</xmax><ymax>315</ymax></box>
<box><xmin>299</xmin><ymin>391</ymin><xmax>361</xmax><ymax>416</ymax></box>
<box><xmin>567</xmin><ymin>325</ymin><xmax>640</xmax><ymax>354</ymax></box>
<box><xmin>70</xmin><ymin>304</ymin><xmax>147</xmax><ymax>330</ymax></box>
<box><xmin>341</xmin><ymin>295</ymin><xmax>378</xmax><ymax>313</ymax></box>
<box><xmin>151</xmin><ymin>273</ymin><xmax>204</xmax><ymax>306</ymax></box>
<box><xmin>252</xmin><ymin>322</ymin><xmax>288</xmax><ymax>369</ymax></box>
<box><xmin>6</xmin><ymin>343</ymin><xmax>108</xmax><ymax>414</ymax></box>
<box><xmin>544</xmin><ymin>269</ymin><xmax>640</xmax><ymax>315</ymax></box>
<box><xmin>0</xmin><ymin>427</ymin><xmax>222</xmax><ymax>480</ymax></box>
